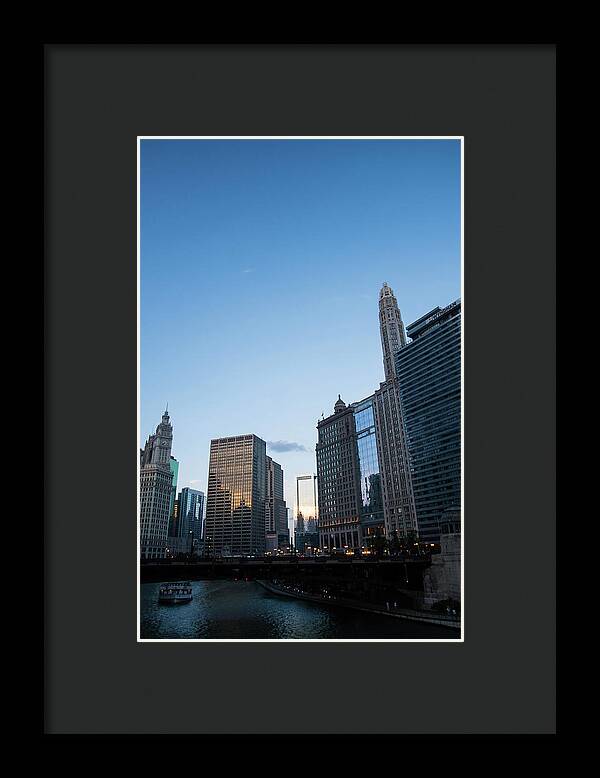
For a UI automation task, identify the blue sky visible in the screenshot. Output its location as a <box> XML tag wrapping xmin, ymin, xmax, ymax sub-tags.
<box><xmin>140</xmin><ymin>138</ymin><xmax>461</xmax><ymax>514</ymax></box>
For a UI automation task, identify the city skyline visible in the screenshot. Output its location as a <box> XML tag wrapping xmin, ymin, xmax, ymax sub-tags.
<box><xmin>140</xmin><ymin>138</ymin><xmax>461</xmax><ymax>511</ymax></box>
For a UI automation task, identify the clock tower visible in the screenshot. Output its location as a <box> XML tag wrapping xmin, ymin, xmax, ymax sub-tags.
<box><xmin>139</xmin><ymin>406</ymin><xmax>175</xmax><ymax>560</ymax></box>
<box><xmin>150</xmin><ymin>406</ymin><xmax>173</xmax><ymax>467</ymax></box>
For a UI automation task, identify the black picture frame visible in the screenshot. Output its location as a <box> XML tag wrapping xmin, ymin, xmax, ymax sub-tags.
<box><xmin>44</xmin><ymin>43</ymin><xmax>556</xmax><ymax>736</ymax></box>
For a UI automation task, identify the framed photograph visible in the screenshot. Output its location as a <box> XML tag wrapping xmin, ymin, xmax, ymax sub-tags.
<box><xmin>137</xmin><ymin>135</ymin><xmax>464</xmax><ymax>644</ymax></box>
<box><xmin>44</xmin><ymin>44</ymin><xmax>556</xmax><ymax>736</ymax></box>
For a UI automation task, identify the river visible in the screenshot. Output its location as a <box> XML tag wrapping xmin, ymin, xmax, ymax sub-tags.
<box><xmin>140</xmin><ymin>580</ymin><xmax>460</xmax><ymax>639</ymax></box>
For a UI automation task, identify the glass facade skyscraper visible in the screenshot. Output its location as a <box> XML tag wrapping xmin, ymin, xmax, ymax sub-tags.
<box><xmin>169</xmin><ymin>456</ymin><xmax>179</xmax><ymax>519</ymax></box>
<box><xmin>205</xmin><ymin>434</ymin><xmax>267</xmax><ymax>556</ymax></box>
<box><xmin>295</xmin><ymin>474</ymin><xmax>318</xmax><ymax>532</ymax></box>
<box><xmin>175</xmin><ymin>487</ymin><xmax>205</xmax><ymax>551</ymax></box>
<box><xmin>294</xmin><ymin>473</ymin><xmax>318</xmax><ymax>552</ymax></box>
<box><xmin>395</xmin><ymin>300</ymin><xmax>461</xmax><ymax>543</ymax></box>
<box><xmin>352</xmin><ymin>396</ymin><xmax>385</xmax><ymax>541</ymax></box>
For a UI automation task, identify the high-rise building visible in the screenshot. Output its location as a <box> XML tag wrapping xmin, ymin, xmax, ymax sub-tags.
<box><xmin>168</xmin><ymin>497</ymin><xmax>179</xmax><ymax>537</ymax></box>
<box><xmin>140</xmin><ymin>407</ymin><xmax>174</xmax><ymax>560</ymax></box>
<box><xmin>265</xmin><ymin>456</ymin><xmax>288</xmax><ymax>550</ymax></box>
<box><xmin>351</xmin><ymin>395</ymin><xmax>386</xmax><ymax>544</ymax></box>
<box><xmin>375</xmin><ymin>283</ymin><xmax>417</xmax><ymax>539</ymax></box>
<box><xmin>314</xmin><ymin>283</ymin><xmax>418</xmax><ymax>550</ymax></box>
<box><xmin>295</xmin><ymin>474</ymin><xmax>318</xmax><ymax>532</ymax></box>
<box><xmin>379</xmin><ymin>281</ymin><xmax>407</xmax><ymax>382</ymax></box>
<box><xmin>316</xmin><ymin>396</ymin><xmax>362</xmax><ymax>552</ymax></box>
<box><xmin>175</xmin><ymin>487</ymin><xmax>205</xmax><ymax>553</ymax></box>
<box><xmin>169</xmin><ymin>456</ymin><xmax>179</xmax><ymax>519</ymax></box>
<box><xmin>316</xmin><ymin>393</ymin><xmax>393</xmax><ymax>552</ymax></box>
<box><xmin>293</xmin><ymin>473</ymin><xmax>319</xmax><ymax>552</ymax></box>
<box><xmin>205</xmin><ymin>435</ymin><xmax>267</xmax><ymax>557</ymax></box>
<box><xmin>373</xmin><ymin>380</ymin><xmax>417</xmax><ymax>539</ymax></box>
<box><xmin>287</xmin><ymin>508</ymin><xmax>294</xmax><ymax>549</ymax></box>
<box><xmin>395</xmin><ymin>300</ymin><xmax>461</xmax><ymax>543</ymax></box>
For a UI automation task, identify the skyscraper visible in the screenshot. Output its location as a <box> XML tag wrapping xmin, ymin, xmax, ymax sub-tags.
<box><xmin>168</xmin><ymin>456</ymin><xmax>179</xmax><ymax>519</ymax></box>
<box><xmin>316</xmin><ymin>393</ymin><xmax>392</xmax><ymax>552</ymax></box>
<box><xmin>375</xmin><ymin>282</ymin><xmax>417</xmax><ymax>539</ymax></box>
<box><xmin>373</xmin><ymin>380</ymin><xmax>417</xmax><ymax>539</ymax></box>
<box><xmin>316</xmin><ymin>396</ymin><xmax>362</xmax><ymax>552</ymax></box>
<box><xmin>295</xmin><ymin>474</ymin><xmax>318</xmax><ymax>532</ymax></box>
<box><xmin>287</xmin><ymin>507</ymin><xmax>294</xmax><ymax>549</ymax></box>
<box><xmin>175</xmin><ymin>487</ymin><xmax>205</xmax><ymax>553</ymax></box>
<box><xmin>352</xmin><ymin>395</ymin><xmax>386</xmax><ymax>544</ymax></box>
<box><xmin>294</xmin><ymin>473</ymin><xmax>318</xmax><ymax>552</ymax></box>
<box><xmin>395</xmin><ymin>300</ymin><xmax>461</xmax><ymax>543</ymax></box>
<box><xmin>140</xmin><ymin>407</ymin><xmax>174</xmax><ymax>560</ymax></box>
<box><xmin>205</xmin><ymin>435</ymin><xmax>267</xmax><ymax>557</ymax></box>
<box><xmin>379</xmin><ymin>282</ymin><xmax>407</xmax><ymax>382</ymax></box>
<box><xmin>265</xmin><ymin>456</ymin><xmax>288</xmax><ymax>550</ymax></box>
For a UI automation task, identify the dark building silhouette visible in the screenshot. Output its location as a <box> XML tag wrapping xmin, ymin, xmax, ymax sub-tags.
<box><xmin>395</xmin><ymin>300</ymin><xmax>461</xmax><ymax>543</ymax></box>
<box><xmin>265</xmin><ymin>455</ymin><xmax>288</xmax><ymax>550</ymax></box>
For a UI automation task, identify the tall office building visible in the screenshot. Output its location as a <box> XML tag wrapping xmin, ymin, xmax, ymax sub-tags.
<box><xmin>265</xmin><ymin>456</ymin><xmax>288</xmax><ymax>550</ymax></box>
<box><xmin>395</xmin><ymin>300</ymin><xmax>461</xmax><ymax>543</ymax></box>
<box><xmin>139</xmin><ymin>407</ymin><xmax>174</xmax><ymax>560</ymax></box>
<box><xmin>352</xmin><ymin>395</ymin><xmax>386</xmax><ymax>543</ymax></box>
<box><xmin>295</xmin><ymin>474</ymin><xmax>318</xmax><ymax>532</ymax></box>
<box><xmin>316</xmin><ymin>396</ymin><xmax>363</xmax><ymax>551</ymax></box>
<box><xmin>205</xmin><ymin>435</ymin><xmax>267</xmax><ymax>556</ymax></box>
<box><xmin>379</xmin><ymin>282</ymin><xmax>407</xmax><ymax>382</ymax></box>
<box><xmin>287</xmin><ymin>508</ymin><xmax>294</xmax><ymax>549</ymax></box>
<box><xmin>294</xmin><ymin>473</ymin><xmax>318</xmax><ymax>552</ymax></box>
<box><xmin>316</xmin><ymin>393</ymin><xmax>390</xmax><ymax>552</ymax></box>
<box><xmin>373</xmin><ymin>380</ymin><xmax>417</xmax><ymax>539</ymax></box>
<box><xmin>174</xmin><ymin>487</ymin><xmax>205</xmax><ymax>552</ymax></box>
<box><xmin>371</xmin><ymin>283</ymin><xmax>417</xmax><ymax>539</ymax></box>
<box><xmin>169</xmin><ymin>456</ymin><xmax>179</xmax><ymax>519</ymax></box>
<box><xmin>168</xmin><ymin>497</ymin><xmax>179</xmax><ymax>537</ymax></box>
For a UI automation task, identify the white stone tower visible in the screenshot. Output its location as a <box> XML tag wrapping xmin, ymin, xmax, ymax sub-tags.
<box><xmin>379</xmin><ymin>282</ymin><xmax>407</xmax><ymax>382</ymax></box>
<box><xmin>140</xmin><ymin>406</ymin><xmax>174</xmax><ymax>560</ymax></box>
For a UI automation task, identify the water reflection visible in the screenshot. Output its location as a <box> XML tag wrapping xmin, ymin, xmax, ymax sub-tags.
<box><xmin>140</xmin><ymin>580</ymin><xmax>459</xmax><ymax>639</ymax></box>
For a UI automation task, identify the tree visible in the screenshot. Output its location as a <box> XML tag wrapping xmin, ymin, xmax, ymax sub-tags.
<box><xmin>399</xmin><ymin>530</ymin><xmax>418</xmax><ymax>556</ymax></box>
<box><xmin>372</xmin><ymin>530</ymin><xmax>388</xmax><ymax>559</ymax></box>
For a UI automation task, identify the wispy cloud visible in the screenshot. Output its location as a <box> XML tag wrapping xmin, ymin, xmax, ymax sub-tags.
<box><xmin>189</xmin><ymin>479</ymin><xmax>202</xmax><ymax>485</ymax></box>
<box><xmin>267</xmin><ymin>440</ymin><xmax>308</xmax><ymax>453</ymax></box>
<box><xmin>242</xmin><ymin>267</ymin><xmax>255</xmax><ymax>274</ymax></box>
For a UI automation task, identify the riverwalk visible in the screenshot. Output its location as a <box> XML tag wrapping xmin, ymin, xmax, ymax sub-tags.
<box><xmin>257</xmin><ymin>580</ymin><xmax>461</xmax><ymax>630</ymax></box>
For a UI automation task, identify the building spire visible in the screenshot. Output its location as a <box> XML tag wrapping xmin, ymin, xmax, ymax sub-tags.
<box><xmin>159</xmin><ymin>404</ymin><xmax>172</xmax><ymax>432</ymax></box>
<box><xmin>380</xmin><ymin>281</ymin><xmax>393</xmax><ymax>299</ymax></box>
<box><xmin>334</xmin><ymin>395</ymin><xmax>346</xmax><ymax>413</ymax></box>
<box><xmin>379</xmin><ymin>281</ymin><xmax>407</xmax><ymax>381</ymax></box>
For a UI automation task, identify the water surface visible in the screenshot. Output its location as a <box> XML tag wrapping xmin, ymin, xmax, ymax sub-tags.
<box><xmin>140</xmin><ymin>580</ymin><xmax>460</xmax><ymax>639</ymax></box>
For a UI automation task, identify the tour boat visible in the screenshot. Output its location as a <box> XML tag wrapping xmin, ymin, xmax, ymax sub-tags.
<box><xmin>158</xmin><ymin>581</ymin><xmax>193</xmax><ymax>604</ymax></box>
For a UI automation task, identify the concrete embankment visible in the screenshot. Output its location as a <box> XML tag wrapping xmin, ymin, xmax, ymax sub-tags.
<box><xmin>256</xmin><ymin>580</ymin><xmax>460</xmax><ymax>630</ymax></box>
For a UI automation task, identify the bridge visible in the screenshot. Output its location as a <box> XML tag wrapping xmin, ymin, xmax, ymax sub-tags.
<box><xmin>140</xmin><ymin>557</ymin><xmax>432</xmax><ymax>610</ymax></box>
